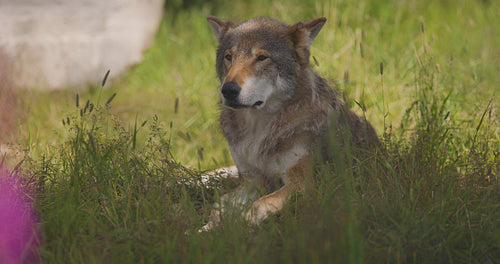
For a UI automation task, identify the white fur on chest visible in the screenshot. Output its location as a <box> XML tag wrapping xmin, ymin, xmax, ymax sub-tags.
<box><xmin>229</xmin><ymin>110</ymin><xmax>308</xmax><ymax>181</ymax></box>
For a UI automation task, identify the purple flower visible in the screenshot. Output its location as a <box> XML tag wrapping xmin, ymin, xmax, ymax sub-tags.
<box><xmin>0</xmin><ymin>166</ymin><xmax>40</xmax><ymax>264</ymax></box>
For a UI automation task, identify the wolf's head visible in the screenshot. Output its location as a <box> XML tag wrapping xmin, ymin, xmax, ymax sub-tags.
<box><xmin>207</xmin><ymin>16</ymin><xmax>326</xmax><ymax>112</ymax></box>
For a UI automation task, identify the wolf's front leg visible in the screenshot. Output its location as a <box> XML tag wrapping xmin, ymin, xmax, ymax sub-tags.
<box><xmin>244</xmin><ymin>184</ymin><xmax>295</xmax><ymax>225</ymax></box>
<box><xmin>245</xmin><ymin>158</ymin><xmax>308</xmax><ymax>225</ymax></box>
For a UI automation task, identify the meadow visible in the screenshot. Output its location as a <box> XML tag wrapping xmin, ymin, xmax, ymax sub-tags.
<box><xmin>6</xmin><ymin>0</ymin><xmax>500</xmax><ymax>262</ymax></box>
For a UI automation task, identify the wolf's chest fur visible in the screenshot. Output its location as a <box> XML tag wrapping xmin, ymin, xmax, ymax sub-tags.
<box><xmin>220</xmin><ymin>99</ymin><xmax>327</xmax><ymax>184</ymax></box>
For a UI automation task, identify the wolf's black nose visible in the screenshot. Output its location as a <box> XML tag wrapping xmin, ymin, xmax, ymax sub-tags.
<box><xmin>221</xmin><ymin>82</ymin><xmax>240</xmax><ymax>100</ymax></box>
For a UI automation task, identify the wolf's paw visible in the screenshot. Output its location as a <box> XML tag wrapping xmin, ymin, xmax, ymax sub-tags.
<box><xmin>197</xmin><ymin>203</ymin><xmax>223</xmax><ymax>232</ymax></box>
<box><xmin>198</xmin><ymin>221</ymin><xmax>217</xmax><ymax>233</ymax></box>
<box><xmin>244</xmin><ymin>200</ymin><xmax>277</xmax><ymax>225</ymax></box>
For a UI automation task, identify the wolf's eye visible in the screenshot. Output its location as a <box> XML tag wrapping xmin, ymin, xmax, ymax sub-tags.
<box><xmin>257</xmin><ymin>55</ymin><xmax>268</xmax><ymax>61</ymax></box>
<box><xmin>225</xmin><ymin>54</ymin><xmax>232</xmax><ymax>61</ymax></box>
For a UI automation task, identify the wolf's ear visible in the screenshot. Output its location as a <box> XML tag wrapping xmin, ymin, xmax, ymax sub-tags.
<box><xmin>291</xmin><ymin>17</ymin><xmax>327</xmax><ymax>47</ymax></box>
<box><xmin>290</xmin><ymin>17</ymin><xmax>327</xmax><ymax>65</ymax></box>
<box><xmin>207</xmin><ymin>16</ymin><xmax>234</xmax><ymax>42</ymax></box>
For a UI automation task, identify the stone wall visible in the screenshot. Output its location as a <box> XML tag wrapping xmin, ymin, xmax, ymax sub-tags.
<box><xmin>0</xmin><ymin>0</ymin><xmax>164</xmax><ymax>90</ymax></box>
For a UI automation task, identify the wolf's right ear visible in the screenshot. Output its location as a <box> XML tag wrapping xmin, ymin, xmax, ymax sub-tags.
<box><xmin>207</xmin><ymin>16</ymin><xmax>234</xmax><ymax>42</ymax></box>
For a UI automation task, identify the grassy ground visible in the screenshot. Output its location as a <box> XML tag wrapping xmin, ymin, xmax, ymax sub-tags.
<box><xmin>6</xmin><ymin>0</ymin><xmax>500</xmax><ymax>262</ymax></box>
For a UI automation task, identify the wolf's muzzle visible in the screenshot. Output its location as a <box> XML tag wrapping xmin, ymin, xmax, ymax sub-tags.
<box><xmin>221</xmin><ymin>82</ymin><xmax>241</xmax><ymax>101</ymax></box>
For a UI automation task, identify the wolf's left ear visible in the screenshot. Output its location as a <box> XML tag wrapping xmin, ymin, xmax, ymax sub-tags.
<box><xmin>207</xmin><ymin>16</ymin><xmax>235</xmax><ymax>42</ymax></box>
<box><xmin>291</xmin><ymin>17</ymin><xmax>327</xmax><ymax>46</ymax></box>
<box><xmin>290</xmin><ymin>17</ymin><xmax>327</xmax><ymax>65</ymax></box>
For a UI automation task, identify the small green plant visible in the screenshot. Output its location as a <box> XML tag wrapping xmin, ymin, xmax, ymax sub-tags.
<box><xmin>28</xmin><ymin>91</ymin><xmax>227</xmax><ymax>262</ymax></box>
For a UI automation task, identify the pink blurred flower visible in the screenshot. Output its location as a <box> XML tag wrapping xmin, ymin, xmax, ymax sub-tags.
<box><xmin>0</xmin><ymin>166</ymin><xmax>40</xmax><ymax>264</ymax></box>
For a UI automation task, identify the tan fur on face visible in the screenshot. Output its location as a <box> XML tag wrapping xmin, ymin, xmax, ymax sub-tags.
<box><xmin>224</xmin><ymin>48</ymin><xmax>270</xmax><ymax>85</ymax></box>
<box><xmin>224</xmin><ymin>61</ymin><xmax>251</xmax><ymax>86</ymax></box>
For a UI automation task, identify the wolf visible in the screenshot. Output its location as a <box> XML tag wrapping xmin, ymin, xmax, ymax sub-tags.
<box><xmin>200</xmin><ymin>16</ymin><xmax>379</xmax><ymax>232</ymax></box>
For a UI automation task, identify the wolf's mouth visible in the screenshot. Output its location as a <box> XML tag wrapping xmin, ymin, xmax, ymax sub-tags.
<box><xmin>224</xmin><ymin>101</ymin><xmax>247</xmax><ymax>109</ymax></box>
<box><xmin>224</xmin><ymin>100</ymin><xmax>264</xmax><ymax>109</ymax></box>
<box><xmin>253</xmin><ymin>101</ymin><xmax>264</xmax><ymax>107</ymax></box>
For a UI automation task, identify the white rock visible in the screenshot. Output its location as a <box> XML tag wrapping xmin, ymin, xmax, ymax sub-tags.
<box><xmin>0</xmin><ymin>0</ymin><xmax>164</xmax><ymax>90</ymax></box>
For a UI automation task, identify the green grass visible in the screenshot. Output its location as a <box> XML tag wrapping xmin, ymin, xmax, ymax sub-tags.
<box><xmin>8</xmin><ymin>0</ymin><xmax>500</xmax><ymax>262</ymax></box>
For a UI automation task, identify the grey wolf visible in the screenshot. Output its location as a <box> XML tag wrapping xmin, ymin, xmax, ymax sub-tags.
<box><xmin>200</xmin><ymin>16</ymin><xmax>379</xmax><ymax>232</ymax></box>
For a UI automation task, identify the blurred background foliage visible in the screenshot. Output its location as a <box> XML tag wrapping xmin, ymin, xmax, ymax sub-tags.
<box><xmin>5</xmin><ymin>0</ymin><xmax>497</xmax><ymax>170</ymax></box>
